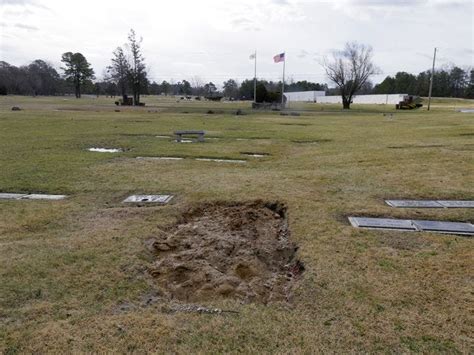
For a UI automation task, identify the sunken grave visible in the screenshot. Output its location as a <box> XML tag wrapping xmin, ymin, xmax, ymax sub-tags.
<box><xmin>147</xmin><ymin>201</ymin><xmax>303</xmax><ymax>304</ymax></box>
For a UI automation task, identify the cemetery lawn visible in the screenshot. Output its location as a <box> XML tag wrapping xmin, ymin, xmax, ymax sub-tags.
<box><xmin>0</xmin><ymin>95</ymin><xmax>473</xmax><ymax>353</ymax></box>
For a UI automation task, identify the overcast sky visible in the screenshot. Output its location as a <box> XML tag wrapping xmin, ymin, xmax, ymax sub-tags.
<box><xmin>0</xmin><ymin>0</ymin><xmax>472</xmax><ymax>86</ymax></box>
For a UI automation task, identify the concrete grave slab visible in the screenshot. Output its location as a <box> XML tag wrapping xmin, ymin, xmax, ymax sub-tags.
<box><xmin>195</xmin><ymin>158</ymin><xmax>247</xmax><ymax>164</ymax></box>
<box><xmin>240</xmin><ymin>152</ymin><xmax>269</xmax><ymax>158</ymax></box>
<box><xmin>0</xmin><ymin>193</ymin><xmax>28</xmax><ymax>200</ymax></box>
<box><xmin>244</xmin><ymin>154</ymin><xmax>266</xmax><ymax>157</ymax></box>
<box><xmin>123</xmin><ymin>195</ymin><xmax>174</xmax><ymax>204</ymax></box>
<box><xmin>22</xmin><ymin>194</ymin><xmax>67</xmax><ymax>200</ymax></box>
<box><xmin>349</xmin><ymin>217</ymin><xmax>474</xmax><ymax>236</ymax></box>
<box><xmin>0</xmin><ymin>193</ymin><xmax>66</xmax><ymax>200</ymax></box>
<box><xmin>88</xmin><ymin>148</ymin><xmax>122</xmax><ymax>153</ymax></box>
<box><xmin>386</xmin><ymin>200</ymin><xmax>474</xmax><ymax>208</ymax></box>
<box><xmin>412</xmin><ymin>220</ymin><xmax>474</xmax><ymax>236</ymax></box>
<box><xmin>437</xmin><ymin>201</ymin><xmax>474</xmax><ymax>208</ymax></box>
<box><xmin>385</xmin><ymin>200</ymin><xmax>444</xmax><ymax>208</ymax></box>
<box><xmin>349</xmin><ymin>217</ymin><xmax>416</xmax><ymax>231</ymax></box>
<box><xmin>136</xmin><ymin>156</ymin><xmax>184</xmax><ymax>161</ymax></box>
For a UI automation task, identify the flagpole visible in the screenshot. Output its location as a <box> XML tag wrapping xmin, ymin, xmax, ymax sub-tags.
<box><xmin>254</xmin><ymin>50</ymin><xmax>257</xmax><ymax>103</ymax></box>
<box><xmin>281</xmin><ymin>52</ymin><xmax>285</xmax><ymax>108</ymax></box>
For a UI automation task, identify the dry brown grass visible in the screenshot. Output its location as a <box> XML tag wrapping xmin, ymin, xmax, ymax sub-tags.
<box><xmin>0</xmin><ymin>95</ymin><xmax>473</xmax><ymax>353</ymax></box>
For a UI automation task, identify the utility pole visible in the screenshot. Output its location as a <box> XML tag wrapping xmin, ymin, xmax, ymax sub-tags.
<box><xmin>281</xmin><ymin>53</ymin><xmax>286</xmax><ymax>108</ymax></box>
<box><xmin>253</xmin><ymin>50</ymin><xmax>257</xmax><ymax>104</ymax></box>
<box><xmin>427</xmin><ymin>47</ymin><xmax>437</xmax><ymax>111</ymax></box>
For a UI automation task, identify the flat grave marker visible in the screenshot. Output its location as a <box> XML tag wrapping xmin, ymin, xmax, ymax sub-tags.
<box><xmin>0</xmin><ymin>193</ymin><xmax>28</xmax><ymax>200</ymax></box>
<box><xmin>240</xmin><ymin>152</ymin><xmax>270</xmax><ymax>158</ymax></box>
<box><xmin>123</xmin><ymin>195</ymin><xmax>174</xmax><ymax>204</ymax></box>
<box><xmin>348</xmin><ymin>217</ymin><xmax>416</xmax><ymax>231</ymax></box>
<box><xmin>349</xmin><ymin>217</ymin><xmax>474</xmax><ymax>236</ymax></box>
<box><xmin>0</xmin><ymin>193</ymin><xmax>66</xmax><ymax>200</ymax></box>
<box><xmin>385</xmin><ymin>200</ymin><xmax>474</xmax><ymax>208</ymax></box>
<box><xmin>136</xmin><ymin>156</ymin><xmax>184</xmax><ymax>161</ymax></box>
<box><xmin>88</xmin><ymin>148</ymin><xmax>122</xmax><ymax>153</ymax></box>
<box><xmin>195</xmin><ymin>158</ymin><xmax>246</xmax><ymax>164</ymax></box>
<box><xmin>385</xmin><ymin>200</ymin><xmax>444</xmax><ymax>208</ymax></box>
<box><xmin>23</xmin><ymin>194</ymin><xmax>67</xmax><ymax>200</ymax></box>
<box><xmin>437</xmin><ymin>200</ymin><xmax>474</xmax><ymax>208</ymax></box>
<box><xmin>412</xmin><ymin>220</ymin><xmax>474</xmax><ymax>236</ymax></box>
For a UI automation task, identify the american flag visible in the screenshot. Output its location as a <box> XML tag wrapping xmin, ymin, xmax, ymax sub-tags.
<box><xmin>273</xmin><ymin>52</ymin><xmax>285</xmax><ymax>63</ymax></box>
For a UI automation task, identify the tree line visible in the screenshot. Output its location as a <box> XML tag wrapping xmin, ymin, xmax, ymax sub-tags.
<box><xmin>373</xmin><ymin>67</ymin><xmax>474</xmax><ymax>98</ymax></box>
<box><xmin>0</xmin><ymin>58</ymin><xmax>328</xmax><ymax>101</ymax></box>
<box><xmin>1</xmin><ymin>34</ymin><xmax>472</xmax><ymax>104</ymax></box>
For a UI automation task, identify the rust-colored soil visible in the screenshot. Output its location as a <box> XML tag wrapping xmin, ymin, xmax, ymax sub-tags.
<box><xmin>147</xmin><ymin>201</ymin><xmax>303</xmax><ymax>304</ymax></box>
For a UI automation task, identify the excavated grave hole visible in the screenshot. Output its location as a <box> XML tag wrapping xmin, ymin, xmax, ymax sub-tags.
<box><xmin>147</xmin><ymin>201</ymin><xmax>303</xmax><ymax>304</ymax></box>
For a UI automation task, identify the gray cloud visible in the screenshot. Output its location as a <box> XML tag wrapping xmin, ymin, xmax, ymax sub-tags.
<box><xmin>297</xmin><ymin>49</ymin><xmax>308</xmax><ymax>58</ymax></box>
<box><xmin>231</xmin><ymin>17</ymin><xmax>252</xmax><ymax>26</ymax></box>
<box><xmin>434</xmin><ymin>0</ymin><xmax>471</xmax><ymax>8</ymax></box>
<box><xmin>14</xmin><ymin>23</ymin><xmax>38</xmax><ymax>30</ymax></box>
<box><xmin>349</xmin><ymin>0</ymin><xmax>427</xmax><ymax>5</ymax></box>
<box><xmin>0</xmin><ymin>0</ymin><xmax>48</xmax><ymax>9</ymax></box>
<box><xmin>230</xmin><ymin>16</ymin><xmax>261</xmax><ymax>31</ymax></box>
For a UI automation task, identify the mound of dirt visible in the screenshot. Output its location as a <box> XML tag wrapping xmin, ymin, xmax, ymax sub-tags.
<box><xmin>147</xmin><ymin>201</ymin><xmax>303</xmax><ymax>304</ymax></box>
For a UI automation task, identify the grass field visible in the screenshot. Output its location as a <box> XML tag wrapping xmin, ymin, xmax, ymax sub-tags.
<box><xmin>0</xmin><ymin>95</ymin><xmax>473</xmax><ymax>353</ymax></box>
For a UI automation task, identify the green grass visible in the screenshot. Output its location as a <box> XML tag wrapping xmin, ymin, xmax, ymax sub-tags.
<box><xmin>0</xmin><ymin>95</ymin><xmax>473</xmax><ymax>353</ymax></box>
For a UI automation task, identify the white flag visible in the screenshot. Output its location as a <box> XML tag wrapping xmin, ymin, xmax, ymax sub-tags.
<box><xmin>249</xmin><ymin>53</ymin><xmax>256</xmax><ymax>60</ymax></box>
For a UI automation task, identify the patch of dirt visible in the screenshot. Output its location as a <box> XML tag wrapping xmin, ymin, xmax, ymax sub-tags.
<box><xmin>147</xmin><ymin>201</ymin><xmax>303</xmax><ymax>304</ymax></box>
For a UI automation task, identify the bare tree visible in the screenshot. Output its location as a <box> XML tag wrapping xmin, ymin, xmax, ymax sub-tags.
<box><xmin>322</xmin><ymin>42</ymin><xmax>379</xmax><ymax>109</ymax></box>
<box><xmin>191</xmin><ymin>76</ymin><xmax>205</xmax><ymax>96</ymax></box>
<box><xmin>107</xmin><ymin>47</ymin><xmax>129</xmax><ymax>101</ymax></box>
<box><xmin>126</xmin><ymin>29</ymin><xmax>147</xmax><ymax>105</ymax></box>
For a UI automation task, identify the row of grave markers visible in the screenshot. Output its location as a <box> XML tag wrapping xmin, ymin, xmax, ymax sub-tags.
<box><xmin>1</xmin><ymin>193</ymin><xmax>473</xmax><ymax>236</ymax></box>
<box><xmin>349</xmin><ymin>217</ymin><xmax>474</xmax><ymax>236</ymax></box>
<box><xmin>0</xmin><ymin>193</ymin><xmax>175</xmax><ymax>204</ymax></box>
<box><xmin>386</xmin><ymin>200</ymin><xmax>474</xmax><ymax>208</ymax></box>
<box><xmin>350</xmin><ymin>199</ymin><xmax>474</xmax><ymax>236</ymax></box>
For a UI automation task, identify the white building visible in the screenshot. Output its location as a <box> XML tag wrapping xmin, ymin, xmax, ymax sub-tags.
<box><xmin>284</xmin><ymin>91</ymin><xmax>408</xmax><ymax>105</ymax></box>
<box><xmin>284</xmin><ymin>91</ymin><xmax>326</xmax><ymax>103</ymax></box>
